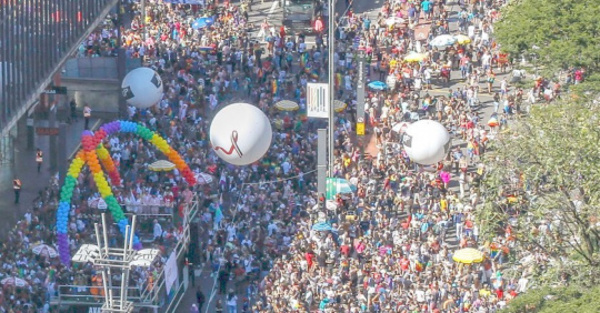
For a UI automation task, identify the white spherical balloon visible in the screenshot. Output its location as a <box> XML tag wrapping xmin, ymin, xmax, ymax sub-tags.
<box><xmin>403</xmin><ymin>120</ymin><xmax>451</xmax><ymax>165</ymax></box>
<box><xmin>121</xmin><ymin>67</ymin><xmax>164</xmax><ymax>109</ymax></box>
<box><xmin>210</xmin><ymin>103</ymin><xmax>272</xmax><ymax>166</ymax></box>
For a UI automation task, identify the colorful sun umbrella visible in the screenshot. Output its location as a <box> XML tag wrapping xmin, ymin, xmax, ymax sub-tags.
<box><xmin>334</xmin><ymin>100</ymin><xmax>347</xmax><ymax>112</ymax></box>
<box><xmin>326</xmin><ymin>178</ymin><xmax>356</xmax><ymax>200</ymax></box>
<box><xmin>148</xmin><ymin>160</ymin><xmax>176</xmax><ymax>172</ymax></box>
<box><xmin>312</xmin><ymin>222</ymin><xmax>333</xmax><ymax>232</ymax></box>
<box><xmin>192</xmin><ymin>17</ymin><xmax>213</xmax><ymax>29</ymax></box>
<box><xmin>452</xmin><ymin>248</ymin><xmax>485</xmax><ymax>264</ymax></box>
<box><xmin>454</xmin><ymin>34</ymin><xmax>472</xmax><ymax>45</ymax></box>
<box><xmin>404</xmin><ymin>51</ymin><xmax>428</xmax><ymax>62</ymax></box>
<box><xmin>368</xmin><ymin>81</ymin><xmax>387</xmax><ymax>90</ymax></box>
<box><xmin>430</xmin><ymin>34</ymin><xmax>456</xmax><ymax>48</ymax></box>
<box><xmin>274</xmin><ymin>100</ymin><xmax>300</xmax><ymax>111</ymax></box>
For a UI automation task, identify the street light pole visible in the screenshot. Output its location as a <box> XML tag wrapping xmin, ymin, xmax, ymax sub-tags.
<box><xmin>327</xmin><ymin>0</ymin><xmax>335</xmax><ymax>176</ymax></box>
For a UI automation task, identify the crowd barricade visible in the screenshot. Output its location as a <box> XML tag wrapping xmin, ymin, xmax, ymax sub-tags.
<box><xmin>51</xmin><ymin>197</ymin><xmax>200</xmax><ymax>311</ymax></box>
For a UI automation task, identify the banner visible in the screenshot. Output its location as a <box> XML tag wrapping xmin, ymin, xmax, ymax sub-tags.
<box><xmin>164</xmin><ymin>251</ymin><xmax>178</xmax><ymax>295</ymax></box>
<box><xmin>307</xmin><ymin>83</ymin><xmax>329</xmax><ymax>118</ymax></box>
<box><xmin>356</xmin><ymin>50</ymin><xmax>367</xmax><ymax>136</ymax></box>
<box><xmin>161</xmin><ymin>0</ymin><xmax>203</xmax><ymax>4</ymax></box>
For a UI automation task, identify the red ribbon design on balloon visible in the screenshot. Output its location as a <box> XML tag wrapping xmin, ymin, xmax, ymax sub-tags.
<box><xmin>214</xmin><ymin>130</ymin><xmax>243</xmax><ymax>158</ymax></box>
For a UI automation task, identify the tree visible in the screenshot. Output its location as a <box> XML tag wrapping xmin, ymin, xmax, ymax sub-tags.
<box><xmin>495</xmin><ymin>0</ymin><xmax>600</xmax><ymax>76</ymax></box>
<box><xmin>502</xmin><ymin>284</ymin><xmax>600</xmax><ymax>313</ymax></box>
<box><xmin>477</xmin><ymin>101</ymin><xmax>600</xmax><ymax>270</ymax></box>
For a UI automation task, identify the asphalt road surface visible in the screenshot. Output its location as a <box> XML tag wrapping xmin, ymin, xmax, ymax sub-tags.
<box><xmin>176</xmin><ymin>1</ymin><xmax>514</xmax><ymax>312</ymax></box>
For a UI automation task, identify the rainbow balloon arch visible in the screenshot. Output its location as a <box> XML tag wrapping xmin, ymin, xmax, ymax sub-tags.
<box><xmin>56</xmin><ymin>121</ymin><xmax>197</xmax><ymax>266</ymax></box>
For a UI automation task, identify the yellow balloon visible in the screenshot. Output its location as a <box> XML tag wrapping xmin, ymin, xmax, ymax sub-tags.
<box><xmin>97</xmin><ymin>149</ymin><xmax>108</xmax><ymax>159</ymax></box>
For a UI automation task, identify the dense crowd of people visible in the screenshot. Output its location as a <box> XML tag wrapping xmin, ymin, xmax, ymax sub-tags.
<box><xmin>0</xmin><ymin>0</ymin><xmax>562</xmax><ymax>312</ymax></box>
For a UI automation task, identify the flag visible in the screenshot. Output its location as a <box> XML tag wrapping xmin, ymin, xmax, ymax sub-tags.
<box><xmin>215</xmin><ymin>204</ymin><xmax>224</xmax><ymax>225</ymax></box>
<box><xmin>300</xmin><ymin>52</ymin><xmax>309</xmax><ymax>68</ymax></box>
<box><xmin>271</xmin><ymin>79</ymin><xmax>278</xmax><ymax>95</ymax></box>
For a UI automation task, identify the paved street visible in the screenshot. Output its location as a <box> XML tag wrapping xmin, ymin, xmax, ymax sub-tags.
<box><xmin>175</xmin><ymin>1</ymin><xmax>515</xmax><ymax>312</ymax></box>
<box><xmin>0</xmin><ymin>116</ymin><xmax>103</xmax><ymax>240</ymax></box>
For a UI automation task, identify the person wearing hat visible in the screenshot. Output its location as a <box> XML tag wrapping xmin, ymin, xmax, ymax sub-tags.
<box><xmin>35</xmin><ymin>148</ymin><xmax>43</xmax><ymax>173</ymax></box>
<box><xmin>13</xmin><ymin>175</ymin><xmax>22</xmax><ymax>204</ymax></box>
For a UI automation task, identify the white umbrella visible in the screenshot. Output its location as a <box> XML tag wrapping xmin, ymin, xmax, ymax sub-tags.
<box><xmin>312</xmin><ymin>200</ymin><xmax>338</xmax><ymax>211</ymax></box>
<box><xmin>385</xmin><ymin>16</ymin><xmax>405</xmax><ymax>26</ymax></box>
<box><xmin>195</xmin><ymin>172</ymin><xmax>214</xmax><ymax>185</ymax></box>
<box><xmin>1</xmin><ymin>277</ymin><xmax>28</xmax><ymax>287</ymax></box>
<box><xmin>32</xmin><ymin>244</ymin><xmax>59</xmax><ymax>258</ymax></box>
<box><xmin>430</xmin><ymin>34</ymin><xmax>456</xmax><ymax>48</ymax></box>
<box><xmin>392</xmin><ymin>122</ymin><xmax>411</xmax><ymax>133</ymax></box>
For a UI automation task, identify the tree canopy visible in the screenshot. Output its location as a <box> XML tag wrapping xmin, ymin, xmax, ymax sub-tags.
<box><xmin>477</xmin><ymin>101</ymin><xmax>600</xmax><ymax>270</ymax></box>
<box><xmin>501</xmin><ymin>284</ymin><xmax>600</xmax><ymax>313</ymax></box>
<box><xmin>479</xmin><ymin>100</ymin><xmax>600</xmax><ymax>310</ymax></box>
<box><xmin>495</xmin><ymin>0</ymin><xmax>600</xmax><ymax>75</ymax></box>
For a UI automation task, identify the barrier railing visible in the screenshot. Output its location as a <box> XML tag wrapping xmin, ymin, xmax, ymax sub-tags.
<box><xmin>52</xmin><ymin>197</ymin><xmax>200</xmax><ymax>310</ymax></box>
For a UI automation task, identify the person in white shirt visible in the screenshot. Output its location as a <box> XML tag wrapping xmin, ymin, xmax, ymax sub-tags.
<box><xmin>468</xmin><ymin>24</ymin><xmax>476</xmax><ymax>39</ymax></box>
<box><xmin>226</xmin><ymin>293</ymin><xmax>238</xmax><ymax>313</ymax></box>
<box><xmin>153</xmin><ymin>220</ymin><xmax>163</xmax><ymax>241</ymax></box>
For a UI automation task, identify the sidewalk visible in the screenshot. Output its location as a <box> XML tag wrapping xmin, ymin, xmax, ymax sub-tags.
<box><xmin>0</xmin><ymin>117</ymin><xmax>102</xmax><ymax>238</ymax></box>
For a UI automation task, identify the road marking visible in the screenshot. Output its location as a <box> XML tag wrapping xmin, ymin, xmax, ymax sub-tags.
<box><xmin>267</xmin><ymin>1</ymin><xmax>279</xmax><ymax>19</ymax></box>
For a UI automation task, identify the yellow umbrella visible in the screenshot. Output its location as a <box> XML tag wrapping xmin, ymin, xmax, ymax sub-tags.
<box><xmin>148</xmin><ymin>160</ymin><xmax>176</xmax><ymax>172</ymax></box>
<box><xmin>274</xmin><ymin>100</ymin><xmax>300</xmax><ymax>111</ymax></box>
<box><xmin>454</xmin><ymin>34</ymin><xmax>471</xmax><ymax>45</ymax></box>
<box><xmin>452</xmin><ymin>248</ymin><xmax>485</xmax><ymax>264</ymax></box>
<box><xmin>334</xmin><ymin>100</ymin><xmax>347</xmax><ymax>113</ymax></box>
<box><xmin>404</xmin><ymin>52</ymin><xmax>427</xmax><ymax>62</ymax></box>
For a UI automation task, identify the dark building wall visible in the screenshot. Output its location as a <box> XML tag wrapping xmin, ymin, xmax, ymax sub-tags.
<box><xmin>0</xmin><ymin>0</ymin><xmax>118</xmax><ymax>135</ymax></box>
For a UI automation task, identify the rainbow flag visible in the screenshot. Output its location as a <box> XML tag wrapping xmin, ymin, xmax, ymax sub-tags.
<box><xmin>336</xmin><ymin>73</ymin><xmax>342</xmax><ymax>88</ymax></box>
<box><xmin>300</xmin><ymin>52</ymin><xmax>309</xmax><ymax>68</ymax></box>
<box><xmin>310</xmin><ymin>69</ymin><xmax>319</xmax><ymax>80</ymax></box>
<box><xmin>271</xmin><ymin>80</ymin><xmax>278</xmax><ymax>95</ymax></box>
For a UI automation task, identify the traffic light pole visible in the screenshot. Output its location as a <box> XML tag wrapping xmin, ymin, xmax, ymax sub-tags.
<box><xmin>327</xmin><ymin>0</ymin><xmax>335</xmax><ymax>176</ymax></box>
<box><xmin>317</xmin><ymin>129</ymin><xmax>327</xmax><ymax>211</ymax></box>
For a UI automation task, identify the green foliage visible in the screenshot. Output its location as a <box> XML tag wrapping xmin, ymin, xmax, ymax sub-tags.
<box><xmin>496</xmin><ymin>0</ymin><xmax>600</xmax><ymax>76</ymax></box>
<box><xmin>477</xmin><ymin>101</ymin><xmax>600</xmax><ymax>267</ymax></box>
<box><xmin>502</xmin><ymin>284</ymin><xmax>600</xmax><ymax>313</ymax></box>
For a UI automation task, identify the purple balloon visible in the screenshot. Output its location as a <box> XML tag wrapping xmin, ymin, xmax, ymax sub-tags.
<box><xmin>133</xmin><ymin>242</ymin><xmax>143</xmax><ymax>250</ymax></box>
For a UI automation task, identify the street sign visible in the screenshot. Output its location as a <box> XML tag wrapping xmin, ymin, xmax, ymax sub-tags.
<box><xmin>356</xmin><ymin>51</ymin><xmax>367</xmax><ymax>131</ymax></box>
<box><xmin>357</xmin><ymin>122</ymin><xmax>365</xmax><ymax>136</ymax></box>
<box><xmin>36</xmin><ymin>127</ymin><xmax>59</xmax><ymax>136</ymax></box>
<box><xmin>307</xmin><ymin>83</ymin><xmax>329</xmax><ymax>118</ymax></box>
<box><xmin>43</xmin><ymin>86</ymin><xmax>67</xmax><ymax>95</ymax></box>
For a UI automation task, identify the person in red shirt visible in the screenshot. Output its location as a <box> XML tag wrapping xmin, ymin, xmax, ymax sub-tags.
<box><xmin>496</xmin><ymin>287</ymin><xmax>504</xmax><ymax>299</ymax></box>
<box><xmin>340</xmin><ymin>239</ymin><xmax>351</xmax><ymax>257</ymax></box>
<box><xmin>400</xmin><ymin>255</ymin><xmax>410</xmax><ymax>273</ymax></box>
<box><xmin>305</xmin><ymin>251</ymin><xmax>314</xmax><ymax>269</ymax></box>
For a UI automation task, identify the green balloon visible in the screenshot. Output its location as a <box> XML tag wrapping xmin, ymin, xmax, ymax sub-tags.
<box><xmin>65</xmin><ymin>176</ymin><xmax>77</xmax><ymax>185</ymax></box>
